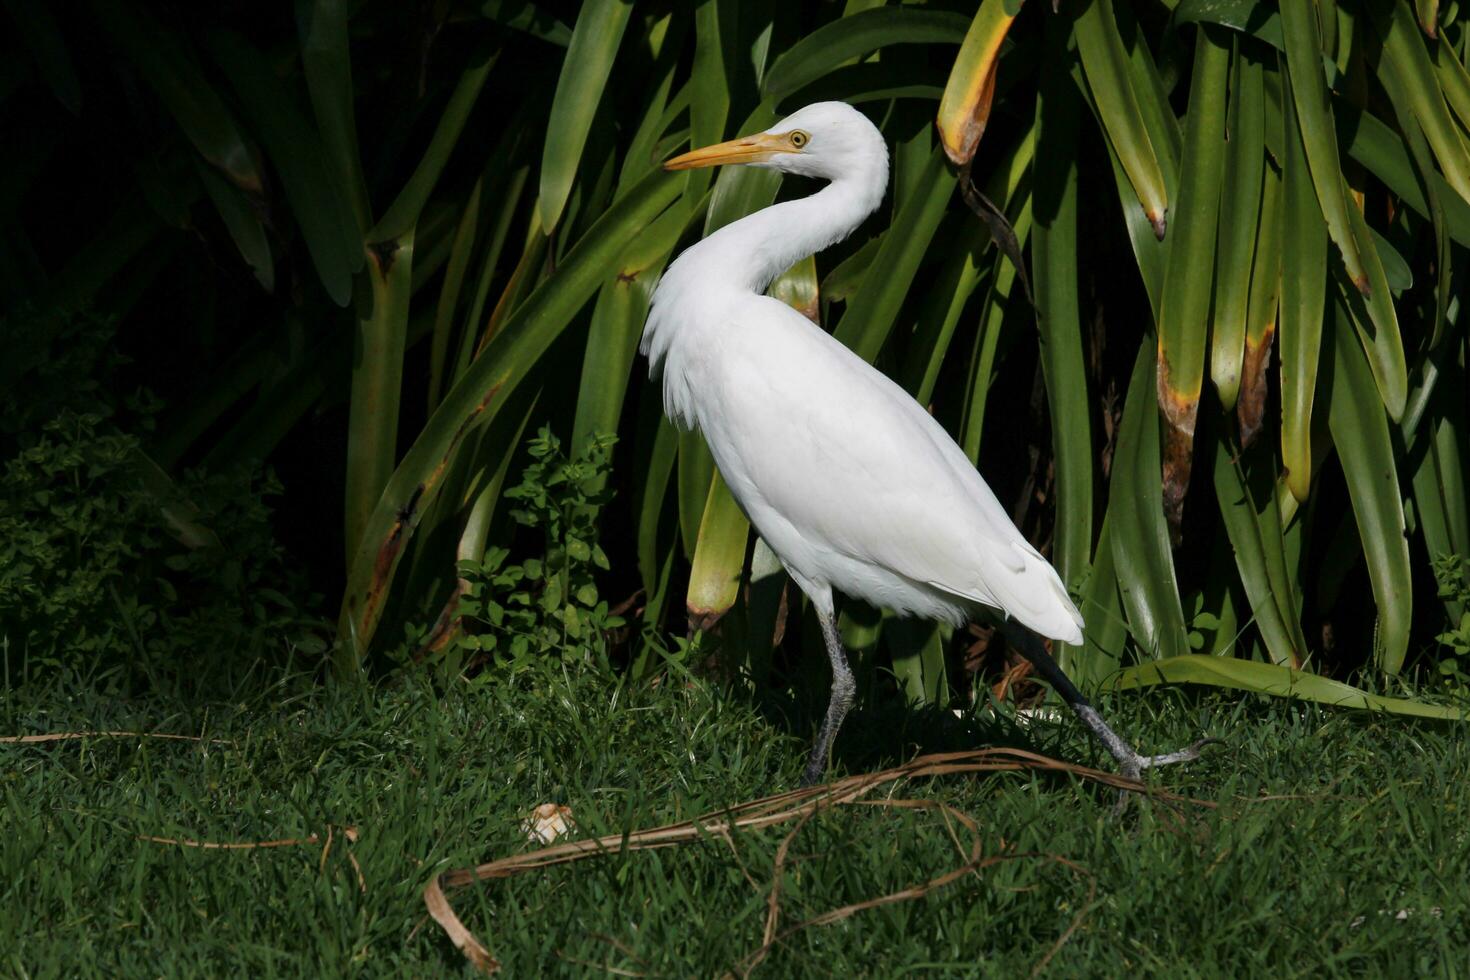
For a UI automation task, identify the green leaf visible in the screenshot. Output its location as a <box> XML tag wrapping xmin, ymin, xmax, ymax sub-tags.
<box><xmin>539</xmin><ymin>0</ymin><xmax>634</xmax><ymax>231</ymax></box>
<box><xmin>371</xmin><ymin>47</ymin><xmax>497</xmax><ymax>242</ymax></box>
<box><xmin>834</xmin><ymin>142</ymin><xmax>954</xmax><ymax>361</ymax></box>
<box><xmin>344</xmin><ymin>230</ymin><xmax>415</xmax><ymax>566</ymax></box>
<box><xmin>336</xmin><ymin>167</ymin><xmax>682</xmax><ymax>668</ymax></box>
<box><xmin>1278</xmin><ymin>79</ymin><xmax>1328</xmax><ymax>503</ymax></box>
<box><xmin>91</xmin><ymin>3</ymin><xmax>263</xmax><ymax>198</ymax></box>
<box><xmin>298</xmin><ymin>0</ymin><xmax>371</xmax><ymax>233</ymax></box>
<box><xmin>762</xmin><ymin>7</ymin><xmax>970</xmax><ymax>103</ymax></box>
<box><xmin>1326</xmin><ymin>299</ymin><xmax>1412</xmax><ymax>674</ymax></box>
<box><xmin>1033</xmin><ymin>21</ymin><xmax>1092</xmax><ymax>614</ymax></box>
<box><xmin>194</xmin><ymin>160</ymin><xmax>274</xmax><ymax>293</ymax></box>
<box><xmin>1110</xmin><ymin>341</ymin><xmax>1189</xmax><ymax>660</ymax></box>
<box><xmin>1107</xmin><ymin>656</ymin><xmax>1466</xmax><ymax>719</ymax></box>
<box><xmin>1211</xmin><ymin>46</ymin><xmax>1265</xmax><ymax>411</ymax></box>
<box><xmin>1279</xmin><ymin>0</ymin><xmax>1369</xmax><ymax>290</ymax></box>
<box><xmin>1156</xmin><ymin>27</ymin><xmax>1229</xmax><ymax>532</ymax></box>
<box><xmin>1074</xmin><ymin>0</ymin><xmax>1171</xmax><ymax>237</ymax></box>
<box><xmin>205</xmin><ymin>30</ymin><xmax>362</xmax><ymax>306</ymax></box>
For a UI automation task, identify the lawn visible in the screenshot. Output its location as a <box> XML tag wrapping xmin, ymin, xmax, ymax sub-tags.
<box><xmin>3</xmin><ymin>661</ymin><xmax>1467</xmax><ymax>977</ymax></box>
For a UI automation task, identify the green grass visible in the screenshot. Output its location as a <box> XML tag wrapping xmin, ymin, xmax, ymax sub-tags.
<box><xmin>3</xmin><ymin>660</ymin><xmax>1468</xmax><ymax>977</ymax></box>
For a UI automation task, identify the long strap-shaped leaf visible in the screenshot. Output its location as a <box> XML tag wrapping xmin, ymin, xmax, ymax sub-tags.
<box><xmin>1326</xmin><ymin>298</ymin><xmax>1412</xmax><ymax>674</ymax></box>
<box><xmin>1238</xmin><ymin>150</ymin><xmax>1282</xmax><ymax>449</ymax></box>
<box><xmin>834</xmin><ymin>142</ymin><xmax>954</xmax><ymax>360</ymax></box>
<box><xmin>336</xmin><ymin>170</ymin><xmax>682</xmax><ymax>669</ymax></box>
<box><xmin>1278</xmin><ymin>68</ymin><xmax>1328</xmax><ymax>504</ymax></box>
<box><xmin>1279</xmin><ymin>0</ymin><xmax>1370</xmax><ymax>290</ymax></box>
<box><xmin>1074</xmin><ymin>0</ymin><xmax>1170</xmax><ymax>238</ymax></box>
<box><xmin>1373</xmin><ymin>0</ymin><xmax>1470</xmax><ymax>205</ymax></box>
<box><xmin>539</xmin><ymin>0</ymin><xmax>634</xmax><ymax>232</ymax></box>
<box><xmin>1033</xmin><ymin>22</ymin><xmax>1092</xmax><ymax>671</ymax></box>
<box><xmin>298</xmin><ymin>0</ymin><xmax>371</xmax><ymax>233</ymax></box>
<box><xmin>1157</xmin><ymin>26</ymin><xmax>1229</xmax><ymax>537</ymax></box>
<box><xmin>1111</xmin><ymin>342</ymin><xmax>1189</xmax><ymax>661</ymax></box>
<box><xmin>936</xmin><ymin>0</ymin><xmax>1022</xmax><ymax>166</ymax></box>
<box><xmin>344</xmin><ymin>231</ymin><xmax>415</xmax><ymax>568</ymax></box>
<box><xmin>205</xmin><ymin>31</ymin><xmax>362</xmax><ymax>307</ymax></box>
<box><xmin>1211</xmin><ymin>46</ymin><xmax>1265</xmax><ymax>412</ymax></box>
<box><xmin>762</xmin><ymin>7</ymin><xmax>970</xmax><ymax>103</ymax></box>
<box><xmin>1211</xmin><ymin>434</ymin><xmax>1305</xmax><ymax>667</ymax></box>
<box><xmin>370</xmin><ymin>48</ymin><xmax>497</xmax><ymax>243</ymax></box>
<box><xmin>1108</xmin><ymin>656</ymin><xmax>1464</xmax><ymax>718</ymax></box>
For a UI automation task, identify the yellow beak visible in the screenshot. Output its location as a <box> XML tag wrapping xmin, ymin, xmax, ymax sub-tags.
<box><xmin>663</xmin><ymin>133</ymin><xmax>798</xmax><ymax>171</ymax></box>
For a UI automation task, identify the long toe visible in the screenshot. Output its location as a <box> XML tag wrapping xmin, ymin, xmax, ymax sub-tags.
<box><xmin>1137</xmin><ymin>736</ymin><xmax>1223</xmax><ymax>771</ymax></box>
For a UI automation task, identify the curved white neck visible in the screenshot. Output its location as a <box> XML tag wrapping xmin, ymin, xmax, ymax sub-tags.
<box><xmin>687</xmin><ymin>172</ymin><xmax>886</xmax><ymax>295</ymax></box>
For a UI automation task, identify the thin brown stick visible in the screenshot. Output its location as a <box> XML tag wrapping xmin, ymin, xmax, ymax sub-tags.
<box><xmin>1</xmin><ymin>730</ymin><xmax>235</xmax><ymax>746</ymax></box>
<box><xmin>422</xmin><ymin>747</ymin><xmax>1212</xmax><ymax>975</ymax></box>
<box><xmin>137</xmin><ymin>833</ymin><xmax>321</xmax><ymax>850</ymax></box>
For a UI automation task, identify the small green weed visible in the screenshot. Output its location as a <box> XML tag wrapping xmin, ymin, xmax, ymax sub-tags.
<box><xmin>1433</xmin><ymin>554</ymin><xmax>1470</xmax><ymax>686</ymax></box>
<box><xmin>0</xmin><ymin>312</ymin><xmax>320</xmax><ymax>687</ymax></box>
<box><xmin>454</xmin><ymin>428</ymin><xmax>624</xmax><ymax>674</ymax></box>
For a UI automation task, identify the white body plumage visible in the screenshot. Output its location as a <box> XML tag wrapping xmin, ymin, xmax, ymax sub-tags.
<box><xmin>641</xmin><ymin>102</ymin><xmax>1084</xmax><ymax>646</ymax></box>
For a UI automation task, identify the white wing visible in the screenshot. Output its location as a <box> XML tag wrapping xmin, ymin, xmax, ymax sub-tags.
<box><xmin>694</xmin><ymin>295</ymin><xmax>1083</xmax><ymax>643</ymax></box>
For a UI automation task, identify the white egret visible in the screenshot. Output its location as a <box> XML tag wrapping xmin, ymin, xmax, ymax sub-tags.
<box><xmin>644</xmin><ymin>102</ymin><xmax>1207</xmax><ymax>786</ymax></box>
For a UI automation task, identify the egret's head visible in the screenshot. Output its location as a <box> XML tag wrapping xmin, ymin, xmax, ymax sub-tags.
<box><xmin>663</xmin><ymin>101</ymin><xmax>887</xmax><ymax>182</ymax></box>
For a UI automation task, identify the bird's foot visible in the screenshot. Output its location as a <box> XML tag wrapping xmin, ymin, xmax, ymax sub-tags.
<box><xmin>1111</xmin><ymin>737</ymin><xmax>1222</xmax><ymax>815</ymax></box>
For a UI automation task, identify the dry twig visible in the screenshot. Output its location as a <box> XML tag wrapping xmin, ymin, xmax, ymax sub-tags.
<box><xmin>422</xmin><ymin>747</ymin><xmax>1212</xmax><ymax>975</ymax></box>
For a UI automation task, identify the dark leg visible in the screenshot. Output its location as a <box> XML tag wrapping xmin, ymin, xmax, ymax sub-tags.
<box><xmin>800</xmin><ymin>611</ymin><xmax>857</xmax><ymax>786</ymax></box>
<box><xmin>1000</xmin><ymin>621</ymin><xmax>1215</xmax><ymax>785</ymax></box>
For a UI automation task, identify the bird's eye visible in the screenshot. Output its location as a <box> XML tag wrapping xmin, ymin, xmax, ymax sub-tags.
<box><xmin>789</xmin><ymin>130</ymin><xmax>810</xmax><ymax>148</ymax></box>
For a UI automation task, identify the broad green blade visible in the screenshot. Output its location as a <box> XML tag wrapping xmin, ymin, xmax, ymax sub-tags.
<box><xmin>1408</xmin><ymin>405</ymin><xmax>1469</xmax><ymax>623</ymax></box>
<box><xmin>1108</xmin><ymin>656</ymin><xmax>1466</xmax><ymax>719</ymax></box>
<box><xmin>336</xmin><ymin>168</ymin><xmax>682</xmax><ymax>668</ymax></box>
<box><xmin>1338</xmin><ymin>202</ymin><xmax>1408</xmax><ymax>419</ymax></box>
<box><xmin>1156</xmin><ymin>27</ymin><xmax>1229</xmax><ymax>536</ymax></box>
<box><xmin>1337</xmin><ymin>100</ymin><xmax>1470</xmax><ymax>244</ymax></box>
<box><xmin>887</xmin><ymin>618</ymin><xmax>950</xmax><ymax>707</ymax></box>
<box><xmin>1238</xmin><ymin>151</ymin><xmax>1282</xmax><ymax>449</ymax></box>
<box><xmin>767</xmin><ymin>255</ymin><xmax>822</xmax><ymax>325</ymax></box>
<box><xmin>1211</xmin><ymin>46</ymin><xmax>1265</xmax><ymax>411</ymax></box>
<box><xmin>762</xmin><ymin>7</ymin><xmax>970</xmax><ymax>103</ymax></box>
<box><xmin>91</xmin><ymin>2</ymin><xmax>263</xmax><ymax>194</ymax></box>
<box><xmin>205</xmin><ymin>31</ymin><xmax>362</xmax><ymax>306</ymax></box>
<box><xmin>344</xmin><ymin>230</ymin><xmax>415</xmax><ymax>568</ymax></box>
<box><xmin>1032</xmin><ymin>22</ymin><xmax>1092</xmax><ymax>672</ymax></box>
<box><xmin>539</xmin><ymin>0</ymin><xmax>634</xmax><ymax>232</ymax></box>
<box><xmin>427</xmin><ymin>179</ymin><xmax>482</xmax><ymax>415</ymax></box>
<box><xmin>478</xmin><ymin>0</ymin><xmax>571</xmax><ymax>45</ymax></box>
<box><xmin>834</xmin><ymin>142</ymin><xmax>953</xmax><ymax>362</ymax></box>
<box><xmin>1374</xmin><ymin>0</ymin><xmax>1470</xmax><ymax>205</ymax></box>
<box><xmin>571</xmin><ymin>200</ymin><xmax>690</xmax><ymax>455</ymax></box>
<box><xmin>686</xmin><ymin>470</ymin><xmax>750</xmax><ymax>631</ymax></box>
<box><xmin>1279</xmin><ymin>0</ymin><xmax>1369</xmax><ymax>290</ymax></box>
<box><xmin>1211</xmin><ymin>435</ymin><xmax>1305</xmax><ymax>666</ymax></box>
<box><xmin>688</xmin><ymin>1</ymin><xmax>732</xmax><ymax>207</ymax></box>
<box><xmin>936</xmin><ymin>0</ymin><xmax>1020</xmax><ymax>166</ymax></box>
<box><xmin>959</xmin><ymin>204</ymin><xmax>1032</xmax><ymax>463</ymax></box>
<box><xmin>1074</xmin><ymin>0</ymin><xmax>1170</xmax><ymax>238</ymax></box>
<box><xmin>194</xmin><ymin>159</ymin><xmax>274</xmax><ymax>293</ymax></box>
<box><xmin>298</xmin><ymin>0</ymin><xmax>371</xmax><ymax>233</ymax></box>
<box><xmin>1326</xmin><ymin>299</ymin><xmax>1412</xmax><ymax>674</ymax></box>
<box><xmin>371</xmin><ymin>47</ymin><xmax>497</xmax><ymax>242</ymax></box>
<box><xmin>1110</xmin><ymin>341</ymin><xmax>1189</xmax><ymax>661</ymax></box>
<box><xmin>1278</xmin><ymin>79</ymin><xmax>1328</xmax><ymax>503</ymax></box>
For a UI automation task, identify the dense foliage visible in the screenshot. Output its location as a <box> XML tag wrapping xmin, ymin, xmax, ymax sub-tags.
<box><xmin>2</xmin><ymin>0</ymin><xmax>1467</xmax><ymax>708</ymax></box>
